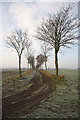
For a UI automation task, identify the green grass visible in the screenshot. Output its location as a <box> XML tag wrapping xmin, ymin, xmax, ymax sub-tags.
<box><xmin>2</xmin><ymin>70</ymin><xmax>35</xmax><ymax>98</ymax></box>
<box><xmin>2</xmin><ymin>69</ymin><xmax>78</xmax><ymax>118</ymax></box>
<box><xmin>23</xmin><ymin>69</ymin><xmax>78</xmax><ymax>118</ymax></box>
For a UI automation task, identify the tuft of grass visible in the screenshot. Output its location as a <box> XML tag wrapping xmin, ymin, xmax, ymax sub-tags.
<box><xmin>39</xmin><ymin>70</ymin><xmax>66</xmax><ymax>92</ymax></box>
<box><xmin>3</xmin><ymin>70</ymin><xmax>32</xmax><ymax>83</ymax></box>
<box><xmin>39</xmin><ymin>70</ymin><xmax>65</xmax><ymax>84</ymax></box>
<box><xmin>22</xmin><ymin>70</ymin><xmax>32</xmax><ymax>76</ymax></box>
<box><xmin>2</xmin><ymin>70</ymin><xmax>33</xmax><ymax>97</ymax></box>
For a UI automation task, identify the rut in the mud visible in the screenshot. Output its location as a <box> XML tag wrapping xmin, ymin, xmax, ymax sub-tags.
<box><xmin>2</xmin><ymin>71</ymin><xmax>54</xmax><ymax>118</ymax></box>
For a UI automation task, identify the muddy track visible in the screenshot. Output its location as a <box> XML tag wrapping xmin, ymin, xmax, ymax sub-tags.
<box><xmin>2</xmin><ymin>71</ymin><xmax>53</xmax><ymax>118</ymax></box>
<box><xmin>3</xmin><ymin>75</ymin><xmax>41</xmax><ymax>104</ymax></box>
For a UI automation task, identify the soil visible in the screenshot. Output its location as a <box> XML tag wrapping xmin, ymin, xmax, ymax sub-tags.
<box><xmin>2</xmin><ymin>71</ymin><xmax>53</xmax><ymax>118</ymax></box>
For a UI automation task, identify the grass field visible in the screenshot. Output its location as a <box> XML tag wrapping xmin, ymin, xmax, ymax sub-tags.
<box><xmin>2</xmin><ymin>69</ymin><xmax>78</xmax><ymax>118</ymax></box>
<box><xmin>2</xmin><ymin>70</ymin><xmax>34</xmax><ymax>98</ymax></box>
<box><xmin>22</xmin><ymin>69</ymin><xmax>78</xmax><ymax>118</ymax></box>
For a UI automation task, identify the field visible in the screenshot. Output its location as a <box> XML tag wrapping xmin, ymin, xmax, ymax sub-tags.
<box><xmin>2</xmin><ymin>69</ymin><xmax>78</xmax><ymax>118</ymax></box>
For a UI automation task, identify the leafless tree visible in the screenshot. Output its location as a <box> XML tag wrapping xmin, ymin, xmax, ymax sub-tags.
<box><xmin>40</xmin><ymin>42</ymin><xmax>53</xmax><ymax>70</ymax></box>
<box><xmin>25</xmin><ymin>41</ymin><xmax>33</xmax><ymax>70</ymax></box>
<box><xmin>36</xmin><ymin>54</ymin><xmax>46</xmax><ymax>69</ymax></box>
<box><xmin>6</xmin><ymin>28</ymin><xmax>29</xmax><ymax>77</ymax></box>
<box><xmin>28</xmin><ymin>55</ymin><xmax>35</xmax><ymax>69</ymax></box>
<box><xmin>36</xmin><ymin>4</ymin><xmax>80</xmax><ymax>76</ymax></box>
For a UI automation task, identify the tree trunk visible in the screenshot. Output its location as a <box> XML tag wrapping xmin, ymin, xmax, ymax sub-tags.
<box><xmin>19</xmin><ymin>55</ymin><xmax>22</xmax><ymax>77</ymax></box>
<box><xmin>28</xmin><ymin>63</ymin><xmax>29</xmax><ymax>70</ymax></box>
<box><xmin>55</xmin><ymin>50</ymin><xmax>58</xmax><ymax>76</ymax></box>
<box><xmin>30</xmin><ymin>64</ymin><xmax>31</xmax><ymax>70</ymax></box>
<box><xmin>28</xmin><ymin>61</ymin><xmax>29</xmax><ymax>70</ymax></box>
<box><xmin>45</xmin><ymin>61</ymin><xmax>47</xmax><ymax>70</ymax></box>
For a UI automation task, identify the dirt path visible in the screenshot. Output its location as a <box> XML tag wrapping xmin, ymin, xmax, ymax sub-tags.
<box><xmin>2</xmin><ymin>71</ymin><xmax>53</xmax><ymax>118</ymax></box>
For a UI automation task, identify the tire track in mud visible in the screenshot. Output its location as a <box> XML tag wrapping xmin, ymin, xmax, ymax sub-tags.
<box><xmin>3</xmin><ymin>74</ymin><xmax>40</xmax><ymax>104</ymax></box>
<box><xmin>2</xmin><ymin>71</ymin><xmax>54</xmax><ymax>118</ymax></box>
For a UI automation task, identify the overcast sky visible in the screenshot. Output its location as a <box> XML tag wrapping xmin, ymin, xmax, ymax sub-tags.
<box><xmin>0</xmin><ymin>0</ymin><xmax>79</xmax><ymax>69</ymax></box>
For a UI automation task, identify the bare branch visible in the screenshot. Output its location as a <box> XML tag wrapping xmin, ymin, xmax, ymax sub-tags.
<box><xmin>6</xmin><ymin>28</ymin><xmax>29</xmax><ymax>56</ymax></box>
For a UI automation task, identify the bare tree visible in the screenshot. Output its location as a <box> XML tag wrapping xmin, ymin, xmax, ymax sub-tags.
<box><xmin>36</xmin><ymin>54</ymin><xmax>46</xmax><ymax>69</ymax></box>
<box><xmin>25</xmin><ymin>41</ymin><xmax>33</xmax><ymax>70</ymax></box>
<box><xmin>28</xmin><ymin>55</ymin><xmax>35</xmax><ymax>69</ymax></box>
<box><xmin>36</xmin><ymin>4</ymin><xmax>79</xmax><ymax>76</ymax></box>
<box><xmin>6</xmin><ymin>28</ymin><xmax>29</xmax><ymax>77</ymax></box>
<box><xmin>40</xmin><ymin>42</ymin><xmax>53</xmax><ymax>70</ymax></box>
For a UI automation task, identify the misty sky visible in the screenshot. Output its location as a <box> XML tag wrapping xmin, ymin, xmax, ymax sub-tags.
<box><xmin>0</xmin><ymin>0</ymin><xmax>79</xmax><ymax>69</ymax></box>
